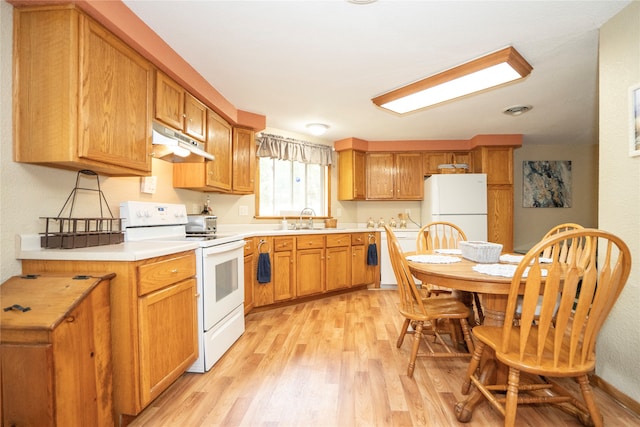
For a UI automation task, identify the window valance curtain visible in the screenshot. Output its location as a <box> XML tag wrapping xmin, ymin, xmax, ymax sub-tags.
<box><xmin>256</xmin><ymin>133</ymin><xmax>333</xmax><ymax>166</ymax></box>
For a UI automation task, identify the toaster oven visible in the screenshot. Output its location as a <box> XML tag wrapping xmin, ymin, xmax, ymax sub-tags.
<box><xmin>186</xmin><ymin>215</ymin><xmax>217</xmax><ymax>234</ymax></box>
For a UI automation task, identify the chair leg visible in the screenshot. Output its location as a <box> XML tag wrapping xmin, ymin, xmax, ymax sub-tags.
<box><xmin>462</xmin><ymin>340</ymin><xmax>485</xmax><ymax>394</ymax></box>
<box><xmin>504</xmin><ymin>367</ymin><xmax>521</xmax><ymax>427</ymax></box>
<box><xmin>407</xmin><ymin>321</ymin><xmax>423</xmax><ymax>378</ymax></box>
<box><xmin>397</xmin><ymin>318</ymin><xmax>411</xmax><ymax>348</ymax></box>
<box><xmin>576</xmin><ymin>375</ymin><xmax>604</xmax><ymax>427</ymax></box>
<box><xmin>459</xmin><ymin>318</ymin><xmax>475</xmax><ymax>355</ymax></box>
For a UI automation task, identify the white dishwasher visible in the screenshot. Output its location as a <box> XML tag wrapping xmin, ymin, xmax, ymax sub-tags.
<box><xmin>380</xmin><ymin>229</ymin><xmax>420</xmax><ymax>286</ymax></box>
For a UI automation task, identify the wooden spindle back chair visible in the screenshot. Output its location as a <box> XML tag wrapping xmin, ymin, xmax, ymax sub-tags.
<box><xmin>461</xmin><ymin>228</ymin><xmax>632</xmax><ymax>427</ymax></box>
<box><xmin>385</xmin><ymin>225</ymin><xmax>475</xmax><ymax>378</ymax></box>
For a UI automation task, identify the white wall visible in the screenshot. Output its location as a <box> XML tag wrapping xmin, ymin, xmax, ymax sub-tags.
<box><xmin>597</xmin><ymin>0</ymin><xmax>640</xmax><ymax>402</ymax></box>
<box><xmin>513</xmin><ymin>143</ymin><xmax>599</xmax><ymax>252</ymax></box>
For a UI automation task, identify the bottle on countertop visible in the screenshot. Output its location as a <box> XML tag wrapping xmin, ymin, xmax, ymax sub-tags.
<box><xmin>378</xmin><ymin>217</ymin><xmax>385</xmax><ymax>228</ymax></box>
<box><xmin>367</xmin><ymin>217</ymin><xmax>375</xmax><ymax>229</ymax></box>
<box><xmin>201</xmin><ymin>196</ymin><xmax>212</xmax><ymax>215</ymax></box>
<box><xmin>389</xmin><ymin>217</ymin><xmax>397</xmax><ymax>228</ymax></box>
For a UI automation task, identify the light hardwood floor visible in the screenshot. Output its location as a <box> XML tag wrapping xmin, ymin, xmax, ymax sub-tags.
<box><xmin>129</xmin><ymin>289</ymin><xmax>640</xmax><ymax>426</ymax></box>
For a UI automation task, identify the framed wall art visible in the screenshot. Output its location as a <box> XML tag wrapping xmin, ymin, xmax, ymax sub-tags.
<box><xmin>522</xmin><ymin>160</ymin><xmax>572</xmax><ymax>208</ymax></box>
<box><xmin>630</xmin><ymin>83</ymin><xmax>640</xmax><ymax>157</ymax></box>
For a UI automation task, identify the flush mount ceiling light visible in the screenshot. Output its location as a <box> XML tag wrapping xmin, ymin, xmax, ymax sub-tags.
<box><xmin>503</xmin><ymin>104</ymin><xmax>533</xmax><ymax>116</ymax></box>
<box><xmin>372</xmin><ymin>46</ymin><xmax>533</xmax><ymax>114</ymax></box>
<box><xmin>306</xmin><ymin>123</ymin><xmax>329</xmax><ymax>136</ymax></box>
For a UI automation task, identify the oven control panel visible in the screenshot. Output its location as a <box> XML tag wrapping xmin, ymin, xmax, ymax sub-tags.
<box><xmin>120</xmin><ymin>201</ymin><xmax>188</xmax><ymax>228</ymax></box>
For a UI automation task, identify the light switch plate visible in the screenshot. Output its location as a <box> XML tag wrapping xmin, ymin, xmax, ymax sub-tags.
<box><xmin>239</xmin><ymin>205</ymin><xmax>249</xmax><ymax>216</ymax></box>
<box><xmin>140</xmin><ymin>176</ymin><xmax>157</xmax><ymax>194</ymax></box>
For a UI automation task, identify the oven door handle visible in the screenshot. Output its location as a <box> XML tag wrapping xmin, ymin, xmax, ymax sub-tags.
<box><xmin>203</xmin><ymin>239</ymin><xmax>246</xmax><ymax>256</ymax></box>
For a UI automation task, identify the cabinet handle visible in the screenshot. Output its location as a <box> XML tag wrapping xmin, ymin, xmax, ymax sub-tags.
<box><xmin>170</xmin><ymin>269</ymin><xmax>178</xmax><ymax>273</ymax></box>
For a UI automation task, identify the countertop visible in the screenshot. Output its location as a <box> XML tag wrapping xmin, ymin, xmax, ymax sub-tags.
<box><xmin>16</xmin><ymin>227</ymin><xmax>411</xmax><ymax>262</ymax></box>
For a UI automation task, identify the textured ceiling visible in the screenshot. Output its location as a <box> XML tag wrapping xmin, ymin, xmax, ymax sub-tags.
<box><xmin>123</xmin><ymin>0</ymin><xmax>631</xmax><ymax>145</ymax></box>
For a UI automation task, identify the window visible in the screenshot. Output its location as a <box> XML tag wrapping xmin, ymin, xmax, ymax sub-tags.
<box><xmin>255</xmin><ymin>133</ymin><xmax>332</xmax><ymax>218</ymax></box>
<box><xmin>258</xmin><ymin>158</ymin><xmax>329</xmax><ymax>217</ymax></box>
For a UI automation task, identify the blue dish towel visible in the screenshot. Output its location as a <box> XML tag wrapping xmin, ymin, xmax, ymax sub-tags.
<box><xmin>367</xmin><ymin>243</ymin><xmax>378</xmax><ymax>266</ymax></box>
<box><xmin>257</xmin><ymin>252</ymin><xmax>271</xmax><ymax>283</ymax></box>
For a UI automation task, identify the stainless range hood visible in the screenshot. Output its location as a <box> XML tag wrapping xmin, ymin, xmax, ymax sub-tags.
<box><xmin>152</xmin><ymin>122</ymin><xmax>214</xmax><ymax>163</ymax></box>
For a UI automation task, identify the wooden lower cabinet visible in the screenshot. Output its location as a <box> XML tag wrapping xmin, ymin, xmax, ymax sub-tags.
<box><xmin>296</xmin><ymin>235</ymin><xmax>325</xmax><ymax>296</ymax></box>
<box><xmin>21</xmin><ymin>251</ymin><xmax>198</xmax><ymax>425</ymax></box>
<box><xmin>326</xmin><ymin>234</ymin><xmax>352</xmax><ymax>291</ymax></box>
<box><xmin>273</xmin><ymin>237</ymin><xmax>296</xmax><ymax>301</ymax></box>
<box><xmin>1</xmin><ymin>274</ymin><xmax>114</xmax><ymax>427</ymax></box>
<box><xmin>251</xmin><ymin>232</ymin><xmax>381</xmax><ymax>309</ymax></box>
<box><xmin>351</xmin><ymin>232</ymin><xmax>380</xmax><ymax>287</ymax></box>
<box><xmin>243</xmin><ymin>238</ymin><xmax>255</xmax><ymax>314</ymax></box>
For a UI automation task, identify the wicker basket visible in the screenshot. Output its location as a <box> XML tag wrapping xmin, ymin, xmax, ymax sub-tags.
<box><xmin>324</xmin><ymin>218</ymin><xmax>338</xmax><ymax>228</ymax></box>
<box><xmin>459</xmin><ymin>241</ymin><xmax>503</xmax><ymax>263</ymax></box>
<box><xmin>438</xmin><ymin>163</ymin><xmax>469</xmax><ymax>174</ymax></box>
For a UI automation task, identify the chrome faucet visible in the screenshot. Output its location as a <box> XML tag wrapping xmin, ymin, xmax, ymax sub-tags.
<box><xmin>299</xmin><ymin>207</ymin><xmax>316</xmax><ymax>229</ymax></box>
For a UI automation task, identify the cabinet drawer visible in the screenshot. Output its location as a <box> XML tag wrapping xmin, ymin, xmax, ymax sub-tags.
<box><xmin>297</xmin><ymin>235</ymin><xmax>324</xmax><ymax>249</ymax></box>
<box><xmin>274</xmin><ymin>237</ymin><xmax>294</xmax><ymax>252</ymax></box>
<box><xmin>326</xmin><ymin>234</ymin><xmax>350</xmax><ymax>247</ymax></box>
<box><xmin>138</xmin><ymin>252</ymin><xmax>196</xmax><ymax>296</ymax></box>
<box><xmin>351</xmin><ymin>233</ymin><xmax>367</xmax><ymax>246</ymax></box>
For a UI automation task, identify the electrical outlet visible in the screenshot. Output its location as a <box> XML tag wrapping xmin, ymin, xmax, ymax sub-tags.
<box><xmin>140</xmin><ymin>176</ymin><xmax>157</xmax><ymax>194</ymax></box>
<box><xmin>336</xmin><ymin>208</ymin><xmax>342</xmax><ymax>217</ymax></box>
<box><xmin>239</xmin><ymin>205</ymin><xmax>249</xmax><ymax>216</ymax></box>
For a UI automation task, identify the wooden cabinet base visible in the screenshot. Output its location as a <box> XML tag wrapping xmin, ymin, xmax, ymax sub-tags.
<box><xmin>1</xmin><ymin>273</ymin><xmax>115</xmax><ymax>427</ymax></box>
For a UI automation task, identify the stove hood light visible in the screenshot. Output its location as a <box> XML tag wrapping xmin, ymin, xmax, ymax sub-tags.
<box><xmin>152</xmin><ymin>122</ymin><xmax>214</xmax><ymax>163</ymax></box>
<box><xmin>171</xmin><ymin>145</ymin><xmax>191</xmax><ymax>158</ymax></box>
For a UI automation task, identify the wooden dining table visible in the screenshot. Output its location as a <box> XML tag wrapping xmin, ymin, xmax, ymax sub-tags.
<box><xmin>406</xmin><ymin>252</ymin><xmax>526</xmax><ymax>423</ymax></box>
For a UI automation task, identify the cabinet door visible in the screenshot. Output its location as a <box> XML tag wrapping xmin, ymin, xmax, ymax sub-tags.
<box><xmin>273</xmin><ymin>250</ymin><xmax>295</xmax><ymax>301</ymax></box>
<box><xmin>184</xmin><ymin>93</ymin><xmax>207</xmax><ymax>141</ymax></box>
<box><xmin>487</xmin><ymin>186</ymin><xmax>514</xmax><ymax>253</ymax></box>
<box><xmin>244</xmin><ymin>254</ymin><xmax>255</xmax><ymax>314</ymax></box>
<box><xmin>351</xmin><ymin>245</ymin><xmax>367</xmax><ymax>287</ymax></box>
<box><xmin>326</xmin><ymin>246</ymin><xmax>351</xmax><ymax>291</ymax></box>
<box><xmin>79</xmin><ymin>16</ymin><xmax>152</xmax><ymax>172</ymax></box>
<box><xmin>395</xmin><ymin>153</ymin><xmax>423</xmax><ymax>199</ymax></box>
<box><xmin>206</xmin><ymin>110</ymin><xmax>233</xmax><ymax>191</ymax></box>
<box><xmin>138</xmin><ymin>279</ymin><xmax>198</xmax><ymax>407</ymax></box>
<box><xmin>338</xmin><ymin>150</ymin><xmax>366</xmax><ymax>200</ymax></box>
<box><xmin>296</xmin><ymin>248</ymin><xmax>325</xmax><ymax>296</ymax></box>
<box><xmin>366</xmin><ymin>153</ymin><xmax>395</xmax><ymax>199</ymax></box>
<box><xmin>423</xmin><ymin>152</ymin><xmax>450</xmax><ymax>175</ymax></box>
<box><xmin>233</xmin><ymin>128</ymin><xmax>256</xmax><ymax>194</ymax></box>
<box><xmin>155</xmin><ymin>71</ymin><xmax>184</xmax><ymax>130</ymax></box>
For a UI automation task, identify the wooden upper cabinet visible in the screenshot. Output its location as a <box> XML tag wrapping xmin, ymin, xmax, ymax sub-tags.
<box><xmin>423</xmin><ymin>152</ymin><xmax>472</xmax><ymax>175</ymax></box>
<box><xmin>472</xmin><ymin>146</ymin><xmax>513</xmax><ymax>185</ymax></box>
<box><xmin>184</xmin><ymin>93</ymin><xmax>207</xmax><ymax>141</ymax></box>
<box><xmin>395</xmin><ymin>153</ymin><xmax>423</xmax><ymax>199</ymax></box>
<box><xmin>155</xmin><ymin>72</ymin><xmax>184</xmax><ymax>130</ymax></box>
<box><xmin>155</xmin><ymin>71</ymin><xmax>206</xmax><ymax>142</ymax></box>
<box><xmin>366</xmin><ymin>153</ymin><xmax>395</xmax><ymax>199</ymax></box>
<box><xmin>338</xmin><ymin>149</ymin><xmax>366</xmax><ymax>200</ymax></box>
<box><xmin>366</xmin><ymin>152</ymin><xmax>423</xmax><ymax>200</ymax></box>
<box><xmin>232</xmin><ymin>128</ymin><xmax>256</xmax><ymax>194</ymax></box>
<box><xmin>205</xmin><ymin>110</ymin><xmax>233</xmax><ymax>191</ymax></box>
<box><xmin>13</xmin><ymin>5</ymin><xmax>153</xmax><ymax>176</ymax></box>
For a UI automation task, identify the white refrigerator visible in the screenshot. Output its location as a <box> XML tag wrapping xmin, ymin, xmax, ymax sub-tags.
<box><xmin>421</xmin><ymin>173</ymin><xmax>488</xmax><ymax>241</ymax></box>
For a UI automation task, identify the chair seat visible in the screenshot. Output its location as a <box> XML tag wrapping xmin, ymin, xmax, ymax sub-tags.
<box><xmin>473</xmin><ymin>325</ymin><xmax>597</xmax><ymax>377</ymax></box>
<box><xmin>401</xmin><ymin>298</ymin><xmax>472</xmax><ymax>322</ymax></box>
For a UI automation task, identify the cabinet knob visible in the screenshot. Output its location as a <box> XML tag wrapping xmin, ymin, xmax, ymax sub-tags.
<box><xmin>170</xmin><ymin>269</ymin><xmax>178</xmax><ymax>273</ymax></box>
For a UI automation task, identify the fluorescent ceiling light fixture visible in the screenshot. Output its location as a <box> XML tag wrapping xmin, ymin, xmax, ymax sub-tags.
<box><xmin>372</xmin><ymin>46</ymin><xmax>533</xmax><ymax>114</ymax></box>
<box><xmin>306</xmin><ymin>123</ymin><xmax>329</xmax><ymax>136</ymax></box>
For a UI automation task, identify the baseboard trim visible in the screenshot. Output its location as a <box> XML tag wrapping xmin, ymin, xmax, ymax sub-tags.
<box><xmin>590</xmin><ymin>374</ymin><xmax>640</xmax><ymax>416</ymax></box>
